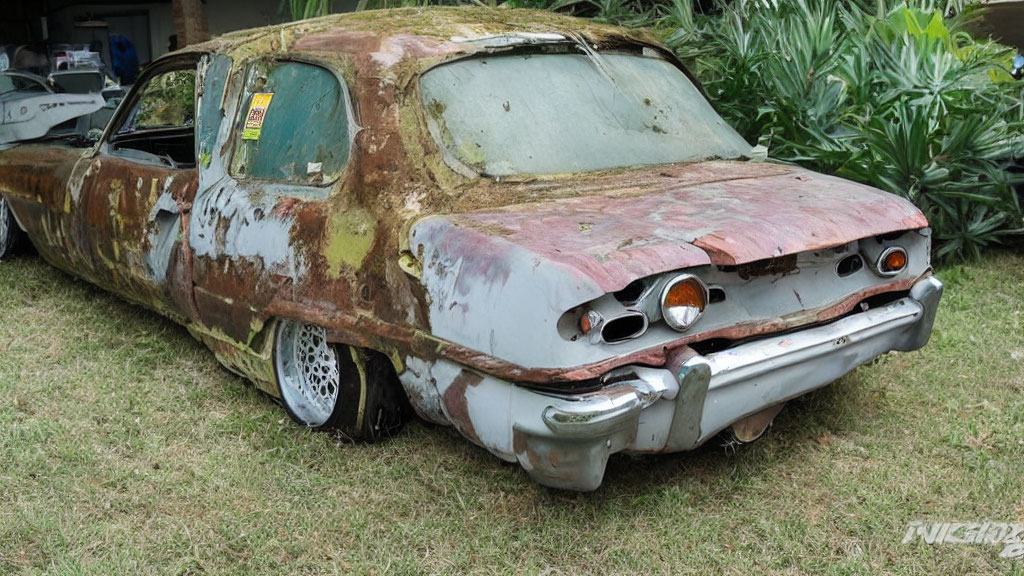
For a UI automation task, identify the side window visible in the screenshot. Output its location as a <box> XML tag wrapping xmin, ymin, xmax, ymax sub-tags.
<box><xmin>231</xmin><ymin>61</ymin><xmax>350</xmax><ymax>184</ymax></box>
<box><xmin>109</xmin><ymin>65</ymin><xmax>197</xmax><ymax>168</ymax></box>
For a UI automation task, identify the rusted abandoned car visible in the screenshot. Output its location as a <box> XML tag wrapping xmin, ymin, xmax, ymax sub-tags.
<box><xmin>0</xmin><ymin>8</ymin><xmax>942</xmax><ymax>490</ymax></box>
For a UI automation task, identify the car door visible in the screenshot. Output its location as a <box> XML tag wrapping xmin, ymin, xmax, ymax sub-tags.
<box><xmin>188</xmin><ymin>57</ymin><xmax>356</xmax><ymax>344</ymax></box>
<box><xmin>67</xmin><ymin>53</ymin><xmax>204</xmax><ymax>320</ymax></box>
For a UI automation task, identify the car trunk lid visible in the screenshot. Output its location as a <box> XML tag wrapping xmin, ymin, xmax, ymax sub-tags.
<box><xmin>415</xmin><ymin>161</ymin><xmax>927</xmax><ymax>293</ymax></box>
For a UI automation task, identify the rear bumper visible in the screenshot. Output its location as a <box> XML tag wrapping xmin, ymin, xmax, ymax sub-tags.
<box><xmin>433</xmin><ymin>275</ymin><xmax>942</xmax><ymax>491</ymax></box>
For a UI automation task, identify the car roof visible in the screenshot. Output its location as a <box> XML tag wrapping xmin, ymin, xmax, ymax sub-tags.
<box><xmin>186</xmin><ymin>7</ymin><xmax>660</xmax><ymax>74</ymax></box>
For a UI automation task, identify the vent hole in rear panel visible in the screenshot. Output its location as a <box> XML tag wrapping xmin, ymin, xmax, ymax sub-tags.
<box><xmin>836</xmin><ymin>254</ymin><xmax>864</xmax><ymax>278</ymax></box>
<box><xmin>600</xmin><ymin>314</ymin><xmax>648</xmax><ymax>343</ymax></box>
<box><xmin>708</xmin><ymin>287</ymin><xmax>726</xmax><ymax>304</ymax></box>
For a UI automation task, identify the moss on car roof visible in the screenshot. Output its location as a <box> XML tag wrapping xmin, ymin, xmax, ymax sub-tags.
<box><xmin>188</xmin><ymin>6</ymin><xmax>660</xmax><ymax>66</ymax></box>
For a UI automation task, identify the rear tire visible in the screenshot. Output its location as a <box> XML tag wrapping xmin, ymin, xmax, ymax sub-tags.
<box><xmin>273</xmin><ymin>319</ymin><xmax>408</xmax><ymax>441</ymax></box>
<box><xmin>0</xmin><ymin>195</ymin><xmax>24</xmax><ymax>260</ymax></box>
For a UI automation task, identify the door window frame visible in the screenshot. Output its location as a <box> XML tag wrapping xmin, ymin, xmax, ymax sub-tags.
<box><xmin>99</xmin><ymin>52</ymin><xmax>203</xmax><ymax>169</ymax></box>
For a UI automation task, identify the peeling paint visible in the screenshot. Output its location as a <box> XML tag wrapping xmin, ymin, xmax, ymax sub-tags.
<box><xmin>190</xmin><ymin>184</ymin><xmax>298</xmax><ymax>274</ymax></box>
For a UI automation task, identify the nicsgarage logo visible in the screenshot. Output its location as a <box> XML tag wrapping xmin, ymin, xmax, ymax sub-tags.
<box><xmin>903</xmin><ymin>521</ymin><xmax>1024</xmax><ymax>559</ymax></box>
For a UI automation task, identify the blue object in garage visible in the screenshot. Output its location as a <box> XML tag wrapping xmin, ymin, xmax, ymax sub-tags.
<box><xmin>110</xmin><ymin>34</ymin><xmax>139</xmax><ymax>85</ymax></box>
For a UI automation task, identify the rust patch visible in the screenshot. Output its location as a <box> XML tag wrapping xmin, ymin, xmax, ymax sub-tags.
<box><xmin>732</xmin><ymin>403</ymin><xmax>785</xmax><ymax>443</ymax></box>
<box><xmin>723</xmin><ymin>254</ymin><xmax>799</xmax><ymax>280</ymax></box>
<box><xmin>512</xmin><ymin>428</ymin><xmax>579</xmax><ymax>486</ymax></box>
<box><xmin>442</xmin><ymin>369</ymin><xmax>484</xmax><ymax>445</ymax></box>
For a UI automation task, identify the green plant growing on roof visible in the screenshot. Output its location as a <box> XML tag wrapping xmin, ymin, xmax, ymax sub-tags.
<box><xmin>284</xmin><ymin>0</ymin><xmax>331</xmax><ymax>20</ymax></box>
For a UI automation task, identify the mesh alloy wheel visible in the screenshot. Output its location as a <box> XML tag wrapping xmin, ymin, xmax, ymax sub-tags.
<box><xmin>0</xmin><ymin>196</ymin><xmax>24</xmax><ymax>260</ymax></box>
<box><xmin>274</xmin><ymin>320</ymin><xmax>341</xmax><ymax>427</ymax></box>
<box><xmin>0</xmin><ymin>197</ymin><xmax>9</xmax><ymax>246</ymax></box>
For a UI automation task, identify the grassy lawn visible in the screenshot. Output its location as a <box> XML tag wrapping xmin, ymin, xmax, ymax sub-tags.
<box><xmin>0</xmin><ymin>251</ymin><xmax>1022</xmax><ymax>575</ymax></box>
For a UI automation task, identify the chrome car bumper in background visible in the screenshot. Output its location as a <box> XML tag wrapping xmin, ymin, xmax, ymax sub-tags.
<box><xmin>440</xmin><ymin>275</ymin><xmax>943</xmax><ymax>491</ymax></box>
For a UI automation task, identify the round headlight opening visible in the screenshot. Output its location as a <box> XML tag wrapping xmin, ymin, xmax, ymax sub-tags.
<box><xmin>877</xmin><ymin>247</ymin><xmax>908</xmax><ymax>276</ymax></box>
<box><xmin>661</xmin><ymin>274</ymin><xmax>708</xmax><ymax>332</ymax></box>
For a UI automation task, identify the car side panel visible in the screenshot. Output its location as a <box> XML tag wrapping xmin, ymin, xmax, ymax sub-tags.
<box><xmin>71</xmin><ymin>153</ymin><xmax>200</xmax><ymax>320</ymax></box>
<box><xmin>0</xmin><ymin>144</ymin><xmax>91</xmax><ymax>276</ymax></box>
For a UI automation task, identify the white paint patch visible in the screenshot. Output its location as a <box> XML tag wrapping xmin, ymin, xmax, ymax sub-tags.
<box><xmin>189</xmin><ymin>183</ymin><xmax>300</xmax><ymax>279</ymax></box>
<box><xmin>370</xmin><ymin>36</ymin><xmax>407</xmax><ymax>68</ymax></box>
<box><xmin>398</xmin><ymin>356</ymin><xmax>449</xmax><ymax>425</ymax></box>
<box><xmin>402</xmin><ymin>189</ymin><xmax>424</xmax><ymax>215</ymax></box>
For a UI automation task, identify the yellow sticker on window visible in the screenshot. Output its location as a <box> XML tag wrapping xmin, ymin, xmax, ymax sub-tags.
<box><xmin>242</xmin><ymin>93</ymin><xmax>273</xmax><ymax>140</ymax></box>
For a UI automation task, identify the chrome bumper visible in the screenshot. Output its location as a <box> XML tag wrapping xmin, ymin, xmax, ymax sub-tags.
<box><xmin>505</xmin><ymin>275</ymin><xmax>943</xmax><ymax>490</ymax></box>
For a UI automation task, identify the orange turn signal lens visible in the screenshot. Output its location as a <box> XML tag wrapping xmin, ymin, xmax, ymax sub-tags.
<box><xmin>878</xmin><ymin>247</ymin><xmax>908</xmax><ymax>275</ymax></box>
<box><xmin>661</xmin><ymin>274</ymin><xmax>708</xmax><ymax>332</ymax></box>
<box><xmin>664</xmin><ymin>279</ymin><xmax>705</xmax><ymax>309</ymax></box>
<box><xmin>579</xmin><ymin>310</ymin><xmax>602</xmax><ymax>335</ymax></box>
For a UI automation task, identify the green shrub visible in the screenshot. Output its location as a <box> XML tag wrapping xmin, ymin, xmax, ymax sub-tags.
<box><xmin>283</xmin><ymin>0</ymin><xmax>331</xmax><ymax>20</ymax></box>
<box><xmin>661</xmin><ymin>0</ymin><xmax>1024</xmax><ymax>261</ymax></box>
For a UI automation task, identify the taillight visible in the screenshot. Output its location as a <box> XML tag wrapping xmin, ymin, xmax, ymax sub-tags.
<box><xmin>579</xmin><ymin>310</ymin><xmax>602</xmax><ymax>335</ymax></box>
<box><xmin>660</xmin><ymin>274</ymin><xmax>708</xmax><ymax>332</ymax></box>
<box><xmin>876</xmin><ymin>247</ymin><xmax>908</xmax><ymax>276</ymax></box>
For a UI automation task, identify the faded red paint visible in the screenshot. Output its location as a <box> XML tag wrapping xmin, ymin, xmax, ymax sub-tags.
<box><xmin>437</xmin><ymin>162</ymin><xmax>928</xmax><ymax>293</ymax></box>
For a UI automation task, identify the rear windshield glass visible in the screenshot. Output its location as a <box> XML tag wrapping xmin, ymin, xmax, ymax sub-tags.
<box><xmin>419</xmin><ymin>50</ymin><xmax>752</xmax><ymax>176</ymax></box>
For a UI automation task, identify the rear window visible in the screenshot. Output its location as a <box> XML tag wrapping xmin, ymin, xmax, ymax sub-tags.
<box><xmin>230</xmin><ymin>61</ymin><xmax>352</xmax><ymax>184</ymax></box>
<box><xmin>419</xmin><ymin>49</ymin><xmax>752</xmax><ymax>176</ymax></box>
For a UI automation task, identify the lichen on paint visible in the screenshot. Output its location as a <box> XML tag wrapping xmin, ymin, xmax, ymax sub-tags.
<box><xmin>323</xmin><ymin>207</ymin><xmax>376</xmax><ymax>277</ymax></box>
